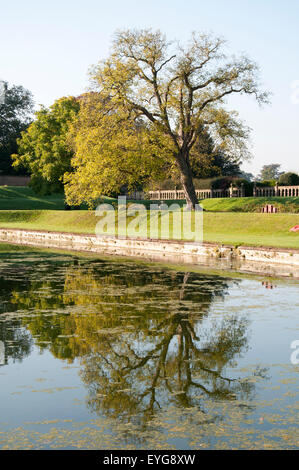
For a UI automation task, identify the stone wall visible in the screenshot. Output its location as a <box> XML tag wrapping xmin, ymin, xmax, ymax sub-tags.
<box><xmin>149</xmin><ymin>184</ymin><xmax>299</xmax><ymax>200</ymax></box>
<box><xmin>148</xmin><ymin>186</ymin><xmax>238</xmax><ymax>200</ymax></box>
<box><xmin>253</xmin><ymin>184</ymin><xmax>299</xmax><ymax>197</ymax></box>
<box><xmin>0</xmin><ymin>176</ymin><xmax>30</xmax><ymax>186</ymax></box>
<box><xmin>0</xmin><ymin>228</ymin><xmax>298</xmax><ymax>278</ymax></box>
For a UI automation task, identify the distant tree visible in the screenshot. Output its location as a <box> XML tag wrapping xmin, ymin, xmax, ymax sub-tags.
<box><xmin>0</xmin><ymin>81</ymin><xmax>34</xmax><ymax>174</ymax></box>
<box><xmin>278</xmin><ymin>172</ymin><xmax>299</xmax><ymax>186</ymax></box>
<box><xmin>238</xmin><ymin>171</ymin><xmax>254</xmax><ymax>182</ymax></box>
<box><xmin>189</xmin><ymin>125</ymin><xmax>242</xmax><ymax>179</ymax></box>
<box><xmin>12</xmin><ymin>97</ymin><xmax>79</xmax><ymax>194</ymax></box>
<box><xmin>257</xmin><ymin>164</ymin><xmax>282</xmax><ymax>181</ymax></box>
<box><xmin>65</xmin><ymin>29</ymin><xmax>268</xmax><ymax>209</ymax></box>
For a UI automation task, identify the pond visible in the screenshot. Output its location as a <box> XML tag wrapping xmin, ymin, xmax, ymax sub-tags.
<box><xmin>0</xmin><ymin>244</ymin><xmax>298</xmax><ymax>450</ymax></box>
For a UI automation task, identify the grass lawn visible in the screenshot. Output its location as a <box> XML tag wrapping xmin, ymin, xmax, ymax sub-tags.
<box><xmin>0</xmin><ymin>186</ymin><xmax>66</xmax><ymax>210</ymax></box>
<box><xmin>151</xmin><ymin>196</ymin><xmax>299</xmax><ymax>213</ymax></box>
<box><xmin>0</xmin><ymin>186</ymin><xmax>298</xmax><ymax>249</ymax></box>
<box><xmin>0</xmin><ymin>209</ymin><xmax>298</xmax><ymax>249</ymax></box>
<box><xmin>202</xmin><ymin>212</ymin><xmax>299</xmax><ymax>248</ymax></box>
<box><xmin>200</xmin><ymin>196</ymin><xmax>299</xmax><ymax>213</ymax></box>
<box><xmin>1</xmin><ymin>186</ymin><xmax>299</xmax><ymax>213</ymax></box>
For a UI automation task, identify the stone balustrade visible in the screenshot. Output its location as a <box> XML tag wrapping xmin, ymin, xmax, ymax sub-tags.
<box><xmin>147</xmin><ymin>183</ymin><xmax>299</xmax><ymax>201</ymax></box>
<box><xmin>148</xmin><ymin>183</ymin><xmax>244</xmax><ymax>200</ymax></box>
<box><xmin>254</xmin><ymin>184</ymin><xmax>299</xmax><ymax>197</ymax></box>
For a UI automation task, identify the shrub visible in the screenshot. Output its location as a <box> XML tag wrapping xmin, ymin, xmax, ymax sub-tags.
<box><xmin>29</xmin><ymin>175</ymin><xmax>64</xmax><ymax>196</ymax></box>
<box><xmin>146</xmin><ymin>178</ymin><xmax>181</xmax><ymax>191</ymax></box>
<box><xmin>278</xmin><ymin>172</ymin><xmax>299</xmax><ymax>186</ymax></box>
<box><xmin>148</xmin><ymin>175</ymin><xmax>254</xmax><ymax>196</ymax></box>
<box><xmin>255</xmin><ymin>180</ymin><xmax>276</xmax><ymax>187</ymax></box>
<box><xmin>194</xmin><ymin>176</ymin><xmax>233</xmax><ymax>190</ymax></box>
<box><xmin>194</xmin><ymin>176</ymin><xmax>253</xmax><ymax>194</ymax></box>
<box><xmin>233</xmin><ymin>178</ymin><xmax>254</xmax><ymax>196</ymax></box>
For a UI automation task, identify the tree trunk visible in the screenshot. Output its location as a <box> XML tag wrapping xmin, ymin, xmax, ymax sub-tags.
<box><xmin>176</xmin><ymin>152</ymin><xmax>199</xmax><ymax>210</ymax></box>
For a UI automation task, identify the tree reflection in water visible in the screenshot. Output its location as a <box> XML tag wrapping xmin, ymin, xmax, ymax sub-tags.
<box><xmin>0</xmin><ymin>253</ymin><xmax>264</xmax><ymax>432</ymax></box>
<box><xmin>77</xmin><ymin>270</ymin><xmax>252</xmax><ymax>426</ymax></box>
<box><xmin>0</xmin><ymin>264</ymin><xmax>33</xmax><ymax>365</ymax></box>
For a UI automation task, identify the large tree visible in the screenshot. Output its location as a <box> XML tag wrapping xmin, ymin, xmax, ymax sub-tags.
<box><xmin>0</xmin><ymin>81</ymin><xmax>34</xmax><ymax>174</ymax></box>
<box><xmin>257</xmin><ymin>163</ymin><xmax>282</xmax><ymax>181</ymax></box>
<box><xmin>65</xmin><ymin>95</ymin><xmax>246</xmax><ymax>203</ymax></box>
<box><xmin>86</xmin><ymin>29</ymin><xmax>268</xmax><ymax>209</ymax></box>
<box><xmin>12</xmin><ymin>96</ymin><xmax>79</xmax><ymax>194</ymax></box>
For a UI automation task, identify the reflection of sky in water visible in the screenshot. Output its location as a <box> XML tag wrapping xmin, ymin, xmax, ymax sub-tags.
<box><xmin>0</xmin><ymin>247</ymin><xmax>298</xmax><ymax>450</ymax></box>
<box><xmin>208</xmin><ymin>280</ymin><xmax>299</xmax><ymax>365</ymax></box>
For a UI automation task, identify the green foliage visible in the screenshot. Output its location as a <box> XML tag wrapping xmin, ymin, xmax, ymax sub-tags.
<box><xmin>255</xmin><ymin>180</ymin><xmax>276</xmax><ymax>187</ymax></box>
<box><xmin>257</xmin><ymin>164</ymin><xmax>282</xmax><ymax>181</ymax></box>
<box><xmin>64</xmin><ymin>93</ymin><xmax>170</xmax><ymax>207</ymax></box>
<box><xmin>65</xmin><ymin>29</ymin><xmax>267</xmax><ymax>208</ymax></box>
<box><xmin>0</xmin><ymin>81</ymin><xmax>34</xmax><ymax>174</ymax></box>
<box><xmin>194</xmin><ymin>176</ymin><xmax>250</xmax><ymax>192</ymax></box>
<box><xmin>200</xmin><ymin>196</ymin><xmax>299</xmax><ymax>214</ymax></box>
<box><xmin>0</xmin><ymin>209</ymin><xmax>298</xmax><ymax>248</ymax></box>
<box><xmin>211</xmin><ymin>177</ymin><xmax>234</xmax><ymax>190</ymax></box>
<box><xmin>146</xmin><ymin>178</ymin><xmax>180</xmax><ymax>190</ymax></box>
<box><xmin>29</xmin><ymin>175</ymin><xmax>64</xmax><ymax>196</ymax></box>
<box><xmin>0</xmin><ymin>185</ymin><xmax>65</xmax><ymax>210</ymax></box>
<box><xmin>12</xmin><ymin>96</ymin><xmax>79</xmax><ymax>194</ymax></box>
<box><xmin>278</xmin><ymin>172</ymin><xmax>299</xmax><ymax>186</ymax></box>
<box><xmin>189</xmin><ymin>126</ymin><xmax>242</xmax><ymax>180</ymax></box>
<box><xmin>138</xmin><ymin>130</ymin><xmax>243</xmax><ymax>192</ymax></box>
<box><xmin>233</xmin><ymin>178</ymin><xmax>253</xmax><ymax>196</ymax></box>
<box><xmin>193</xmin><ymin>177</ymin><xmax>226</xmax><ymax>190</ymax></box>
<box><xmin>154</xmin><ymin>176</ymin><xmax>253</xmax><ymax>196</ymax></box>
<box><xmin>238</xmin><ymin>171</ymin><xmax>254</xmax><ymax>182</ymax></box>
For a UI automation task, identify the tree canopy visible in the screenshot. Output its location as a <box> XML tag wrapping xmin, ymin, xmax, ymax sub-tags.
<box><xmin>0</xmin><ymin>81</ymin><xmax>34</xmax><ymax>174</ymax></box>
<box><xmin>64</xmin><ymin>29</ymin><xmax>267</xmax><ymax>208</ymax></box>
<box><xmin>64</xmin><ymin>93</ymin><xmax>170</xmax><ymax>206</ymax></box>
<box><xmin>278</xmin><ymin>172</ymin><xmax>299</xmax><ymax>186</ymax></box>
<box><xmin>64</xmin><ymin>93</ymin><xmax>245</xmax><ymax>206</ymax></box>
<box><xmin>257</xmin><ymin>164</ymin><xmax>282</xmax><ymax>181</ymax></box>
<box><xmin>12</xmin><ymin>96</ymin><xmax>79</xmax><ymax>194</ymax></box>
<box><xmin>189</xmin><ymin>125</ymin><xmax>242</xmax><ymax>180</ymax></box>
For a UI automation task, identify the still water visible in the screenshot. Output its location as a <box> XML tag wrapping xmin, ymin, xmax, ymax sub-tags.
<box><xmin>0</xmin><ymin>244</ymin><xmax>298</xmax><ymax>450</ymax></box>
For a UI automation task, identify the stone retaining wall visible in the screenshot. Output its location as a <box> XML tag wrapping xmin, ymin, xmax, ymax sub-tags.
<box><xmin>0</xmin><ymin>176</ymin><xmax>30</xmax><ymax>186</ymax></box>
<box><xmin>0</xmin><ymin>228</ymin><xmax>298</xmax><ymax>277</ymax></box>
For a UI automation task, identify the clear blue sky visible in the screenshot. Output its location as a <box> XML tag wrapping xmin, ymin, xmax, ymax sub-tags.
<box><xmin>1</xmin><ymin>0</ymin><xmax>299</xmax><ymax>176</ymax></box>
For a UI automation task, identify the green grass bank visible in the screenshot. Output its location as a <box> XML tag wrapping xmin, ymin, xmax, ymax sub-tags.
<box><xmin>0</xmin><ymin>210</ymin><xmax>298</xmax><ymax>249</ymax></box>
<box><xmin>1</xmin><ymin>186</ymin><xmax>299</xmax><ymax>213</ymax></box>
<box><xmin>0</xmin><ymin>186</ymin><xmax>66</xmax><ymax>210</ymax></box>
